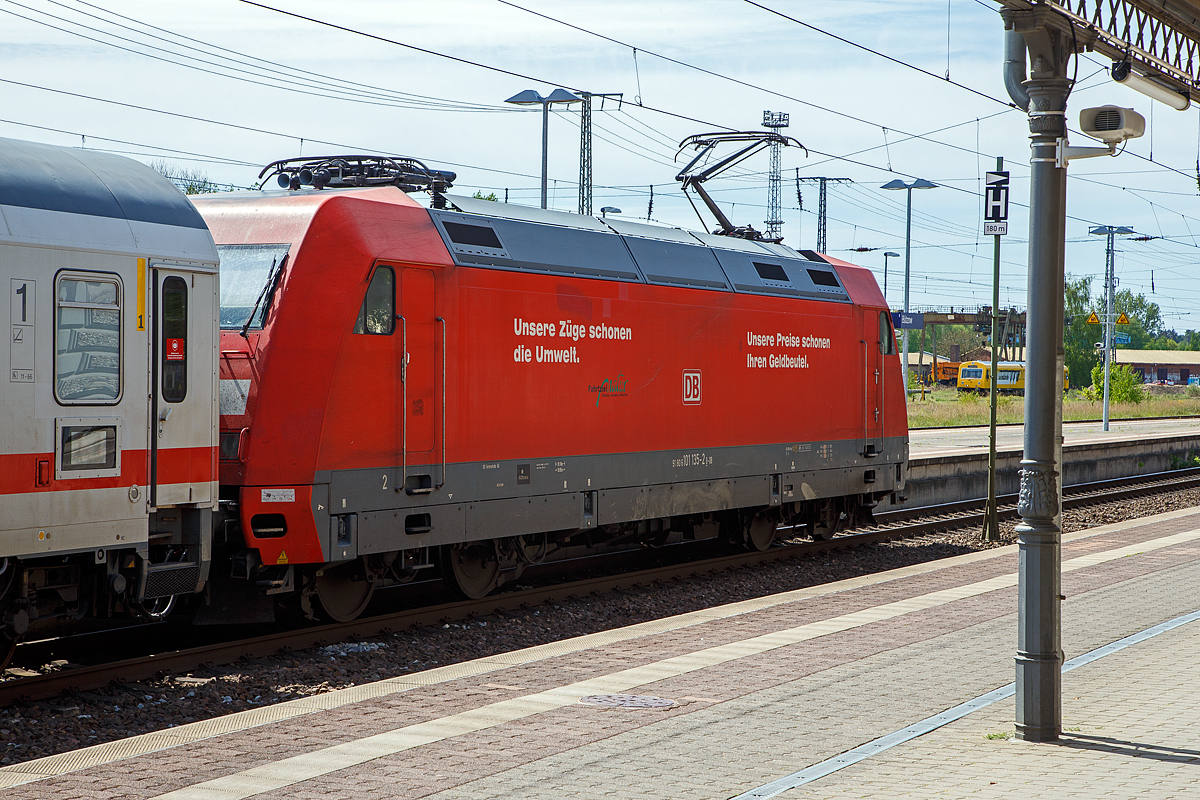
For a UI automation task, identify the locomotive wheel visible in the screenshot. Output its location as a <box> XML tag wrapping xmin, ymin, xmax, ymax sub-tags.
<box><xmin>442</xmin><ymin>542</ymin><xmax>501</xmax><ymax>600</ymax></box>
<box><xmin>314</xmin><ymin>561</ymin><xmax>375</xmax><ymax>623</ymax></box>
<box><xmin>745</xmin><ymin>515</ymin><xmax>777</xmax><ymax>551</ymax></box>
<box><xmin>808</xmin><ymin>499</ymin><xmax>841</xmax><ymax>541</ymax></box>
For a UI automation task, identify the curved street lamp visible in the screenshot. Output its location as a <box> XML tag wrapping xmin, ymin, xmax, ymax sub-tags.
<box><xmin>505</xmin><ymin>88</ymin><xmax>583</xmax><ymax>209</ymax></box>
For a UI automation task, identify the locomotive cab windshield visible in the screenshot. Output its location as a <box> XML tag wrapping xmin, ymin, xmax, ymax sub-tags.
<box><xmin>217</xmin><ymin>243</ymin><xmax>289</xmax><ymax>330</ymax></box>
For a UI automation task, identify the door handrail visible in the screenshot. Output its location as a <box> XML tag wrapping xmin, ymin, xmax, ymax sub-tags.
<box><xmin>436</xmin><ymin>316</ymin><xmax>446</xmax><ymax>490</ymax></box>
<box><xmin>397</xmin><ymin>314</ymin><xmax>407</xmax><ymax>492</ymax></box>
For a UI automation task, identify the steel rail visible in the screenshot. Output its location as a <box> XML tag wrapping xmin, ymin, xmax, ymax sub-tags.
<box><xmin>3</xmin><ymin>467</ymin><xmax>1199</xmax><ymax>706</ymax></box>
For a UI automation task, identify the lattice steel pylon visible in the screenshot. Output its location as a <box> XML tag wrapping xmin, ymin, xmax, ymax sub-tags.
<box><xmin>578</xmin><ymin>93</ymin><xmax>593</xmax><ymax>216</ymax></box>
<box><xmin>796</xmin><ymin>177</ymin><xmax>852</xmax><ymax>253</ymax></box>
<box><xmin>761</xmin><ymin>111</ymin><xmax>789</xmax><ymax>240</ymax></box>
<box><xmin>577</xmin><ymin>92</ymin><xmax>622</xmax><ymax>216</ymax></box>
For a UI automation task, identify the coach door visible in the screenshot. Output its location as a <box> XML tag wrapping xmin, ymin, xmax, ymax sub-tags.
<box><xmin>398</xmin><ymin>268</ymin><xmax>441</xmax><ymax>495</ymax></box>
<box><xmin>863</xmin><ymin>310</ymin><xmax>889</xmax><ymax>458</ymax></box>
<box><xmin>150</xmin><ymin>266</ymin><xmax>216</xmax><ymax>507</ymax></box>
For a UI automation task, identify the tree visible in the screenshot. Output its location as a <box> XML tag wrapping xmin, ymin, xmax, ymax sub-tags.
<box><xmin>1064</xmin><ymin>274</ymin><xmax>1097</xmax><ymax>389</ymax></box>
<box><xmin>933</xmin><ymin>324</ymin><xmax>984</xmax><ymax>359</ymax></box>
<box><xmin>1111</xmin><ymin>287</ymin><xmax>1163</xmax><ymax>348</ymax></box>
<box><xmin>1063</xmin><ymin>274</ymin><xmax>1166</xmax><ymax>387</ymax></box>
<box><xmin>149</xmin><ymin>159</ymin><xmax>223</xmax><ymax>195</ymax></box>
<box><xmin>472</xmin><ymin>190</ymin><xmax>499</xmax><ymax>201</ymax></box>
<box><xmin>1089</xmin><ymin>363</ymin><xmax>1145</xmax><ymax>404</ymax></box>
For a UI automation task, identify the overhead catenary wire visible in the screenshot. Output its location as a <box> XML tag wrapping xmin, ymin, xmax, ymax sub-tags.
<box><xmin>7</xmin><ymin>3</ymin><xmax>1197</xmax><ymax>321</ymax></box>
<box><xmin>232</xmin><ymin>0</ymin><xmax>1200</xmax><ymax>239</ymax></box>
<box><xmin>487</xmin><ymin>0</ymin><xmax>1200</xmax><ymax>230</ymax></box>
<box><xmin>0</xmin><ymin>0</ymin><xmax>512</xmax><ymax>112</ymax></box>
<box><xmin>0</xmin><ymin>77</ymin><xmax>551</xmax><ymax>183</ymax></box>
<box><xmin>64</xmin><ymin>0</ymin><xmax>506</xmax><ymax>111</ymax></box>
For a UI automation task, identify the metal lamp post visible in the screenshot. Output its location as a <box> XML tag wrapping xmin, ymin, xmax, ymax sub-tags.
<box><xmin>881</xmin><ymin>179</ymin><xmax>937</xmax><ymax>394</ymax></box>
<box><xmin>1089</xmin><ymin>225</ymin><xmax>1134</xmax><ymax>431</ymax></box>
<box><xmin>505</xmin><ymin>88</ymin><xmax>583</xmax><ymax>209</ymax></box>
<box><xmin>883</xmin><ymin>251</ymin><xmax>900</xmax><ymax>306</ymax></box>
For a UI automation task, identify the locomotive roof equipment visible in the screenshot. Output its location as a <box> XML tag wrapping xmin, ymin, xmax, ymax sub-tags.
<box><xmin>259</xmin><ymin>155</ymin><xmax>456</xmax><ymax>195</ymax></box>
<box><xmin>675</xmin><ymin>130</ymin><xmax>805</xmax><ymax>243</ymax></box>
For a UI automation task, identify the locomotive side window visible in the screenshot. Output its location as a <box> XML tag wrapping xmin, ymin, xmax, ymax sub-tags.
<box><xmin>807</xmin><ymin>268</ymin><xmax>841</xmax><ymax>288</ymax></box>
<box><xmin>353</xmin><ymin>266</ymin><xmax>395</xmax><ymax>335</ymax></box>
<box><xmin>443</xmin><ymin>221</ymin><xmax>503</xmax><ymax>249</ymax></box>
<box><xmin>753</xmin><ymin>261</ymin><xmax>789</xmax><ymax>282</ymax></box>
<box><xmin>879</xmin><ymin>311</ymin><xmax>896</xmax><ymax>355</ymax></box>
<box><xmin>162</xmin><ymin>276</ymin><xmax>188</xmax><ymax>402</ymax></box>
<box><xmin>55</xmin><ymin>275</ymin><xmax>122</xmax><ymax>404</ymax></box>
<box><xmin>217</xmin><ymin>244</ymin><xmax>289</xmax><ymax>330</ymax></box>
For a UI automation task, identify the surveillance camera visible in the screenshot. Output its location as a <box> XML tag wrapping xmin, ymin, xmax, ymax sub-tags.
<box><xmin>1079</xmin><ymin>106</ymin><xmax>1146</xmax><ymax>144</ymax></box>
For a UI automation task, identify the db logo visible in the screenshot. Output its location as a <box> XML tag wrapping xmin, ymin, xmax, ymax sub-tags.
<box><xmin>683</xmin><ymin>370</ymin><xmax>702</xmax><ymax>405</ymax></box>
<box><xmin>165</xmin><ymin>338</ymin><xmax>185</xmax><ymax>362</ymax></box>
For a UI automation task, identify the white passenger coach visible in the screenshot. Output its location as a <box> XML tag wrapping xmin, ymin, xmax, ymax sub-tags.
<box><xmin>0</xmin><ymin>137</ymin><xmax>219</xmax><ymax>660</ymax></box>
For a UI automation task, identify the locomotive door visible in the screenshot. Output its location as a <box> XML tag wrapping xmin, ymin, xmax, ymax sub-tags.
<box><xmin>399</xmin><ymin>268</ymin><xmax>439</xmax><ymax>494</ymax></box>
<box><xmin>150</xmin><ymin>266</ymin><xmax>216</xmax><ymax>507</ymax></box>
<box><xmin>863</xmin><ymin>310</ymin><xmax>888</xmax><ymax>458</ymax></box>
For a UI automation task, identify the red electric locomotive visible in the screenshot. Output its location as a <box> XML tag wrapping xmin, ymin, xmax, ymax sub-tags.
<box><xmin>195</xmin><ymin>156</ymin><xmax>908</xmax><ymax>621</ymax></box>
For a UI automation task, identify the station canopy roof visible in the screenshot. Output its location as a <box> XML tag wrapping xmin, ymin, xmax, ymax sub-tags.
<box><xmin>1112</xmin><ymin>349</ymin><xmax>1200</xmax><ymax>366</ymax></box>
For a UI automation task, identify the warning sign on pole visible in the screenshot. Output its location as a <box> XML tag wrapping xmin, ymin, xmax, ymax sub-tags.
<box><xmin>1116</xmin><ymin>313</ymin><xmax>1130</xmax><ymax>324</ymax></box>
<box><xmin>1086</xmin><ymin>312</ymin><xmax>1100</xmax><ymax>324</ymax></box>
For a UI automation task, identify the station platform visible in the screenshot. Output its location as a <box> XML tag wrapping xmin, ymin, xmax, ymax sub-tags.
<box><xmin>910</xmin><ymin>415</ymin><xmax>1200</xmax><ymax>458</ymax></box>
<box><xmin>4</xmin><ymin>508</ymin><xmax>1200</xmax><ymax>799</ymax></box>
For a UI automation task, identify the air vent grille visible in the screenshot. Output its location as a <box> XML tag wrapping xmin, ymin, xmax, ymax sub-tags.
<box><xmin>1093</xmin><ymin>107</ymin><xmax>1122</xmax><ymax>131</ymax></box>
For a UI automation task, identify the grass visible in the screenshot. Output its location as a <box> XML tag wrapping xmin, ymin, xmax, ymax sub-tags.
<box><xmin>984</xmin><ymin>731</ymin><xmax>1014</xmax><ymax>741</ymax></box>
<box><xmin>905</xmin><ymin>387</ymin><xmax>1200</xmax><ymax>428</ymax></box>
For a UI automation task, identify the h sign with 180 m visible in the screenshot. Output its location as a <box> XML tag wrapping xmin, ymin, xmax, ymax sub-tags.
<box><xmin>983</xmin><ymin>171</ymin><xmax>1009</xmax><ymax>236</ymax></box>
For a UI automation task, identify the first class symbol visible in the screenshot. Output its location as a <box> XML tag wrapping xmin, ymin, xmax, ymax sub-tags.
<box><xmin>683</xmin><ymin>370</ymin><xmax>701</xmax><ymax>404</ymax></box>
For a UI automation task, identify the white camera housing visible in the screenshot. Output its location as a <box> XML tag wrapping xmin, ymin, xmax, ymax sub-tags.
<box><xmin>1079</xmin><ymin>106</ymin><xmax>1146</xmax><ymax>144</ymax></box>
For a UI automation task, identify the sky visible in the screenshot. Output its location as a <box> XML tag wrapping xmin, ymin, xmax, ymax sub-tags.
<box><xmin>3</xmin><ymin>1</ymin><xmax>1200</xmax><ymax>329</ymax></box>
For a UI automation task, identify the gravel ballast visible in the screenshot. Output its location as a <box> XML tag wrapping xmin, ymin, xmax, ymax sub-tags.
<box><xmin>2</xmin><ymin>488</ymin><xmax>1198</xmax><ymax>766</ymax></box>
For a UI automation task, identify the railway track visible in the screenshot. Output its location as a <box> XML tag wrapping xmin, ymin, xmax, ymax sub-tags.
<box><xmin>3</xmin><ymin>466</ymin><xmax>1199</xmax><ymax>706</ymax></box>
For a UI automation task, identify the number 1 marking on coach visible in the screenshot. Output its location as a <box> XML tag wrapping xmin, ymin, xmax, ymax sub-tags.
<box><xmin>10</xmin><ymin>279</ymin><xmax>34</xmax><ymax>383</ymax></box>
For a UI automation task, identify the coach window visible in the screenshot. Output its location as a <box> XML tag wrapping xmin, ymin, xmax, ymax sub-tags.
<box><xmin>55</xmin><ymin>274</ymin><xmax>122</xmax><ymax>404</ymax></box>
<box><xmin>879</xmin><ymin>311</ymin><xmax>896</xmax><ymax>356</ymax></box>
<box><xmin>162</xmin><ymin>276</ymin><xmax>188</xmax><ymax>402</ymax></box>
<box><xmin>353</xmin><ymin>266</ymin><xmax>395</xmax><ymax>334</ymax></box>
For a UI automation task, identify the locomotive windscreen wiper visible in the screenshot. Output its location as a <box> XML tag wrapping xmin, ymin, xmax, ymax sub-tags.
<box><xmin>240</xmin><ymin>254</ymin><xmax>283</xmax><ymax>340</ymax></box>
